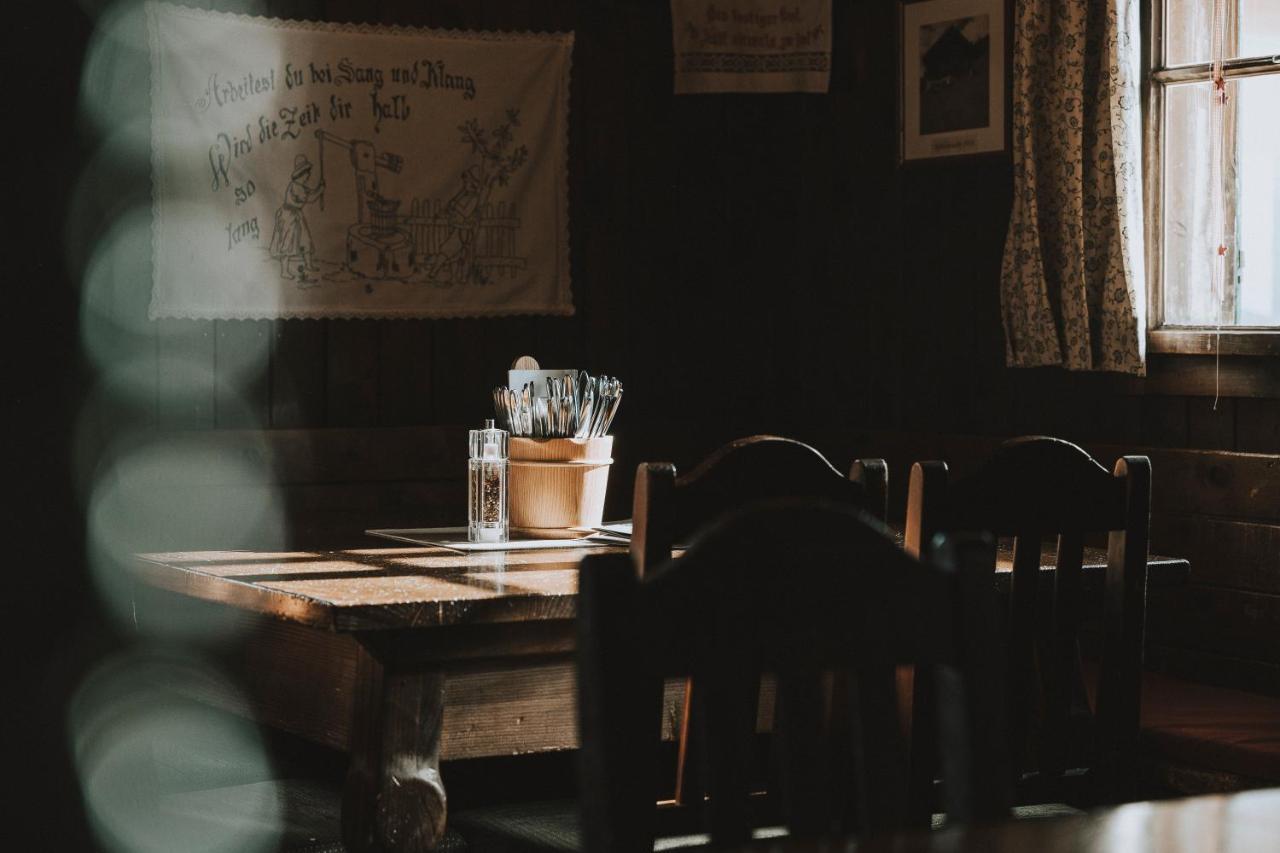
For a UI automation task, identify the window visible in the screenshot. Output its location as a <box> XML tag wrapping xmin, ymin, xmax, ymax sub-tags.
<box><xmin>1151</xmin><ymin>0</ymin><xmax>1280</xmax><ymax>334</ymax></box>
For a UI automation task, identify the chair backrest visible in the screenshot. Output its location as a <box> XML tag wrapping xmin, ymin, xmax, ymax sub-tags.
<box><xmin>578</xmin><ymin>499</ymin><xmax>1009</xmax><ymax>852</ymax></box>
<box><xmin>630</xmin><ymin>435</ymin><xmax>889</xmax><ymax>575</ymax></box>
<box><xmin>904</xmin><ymin>436</ymin><xmax>1151</xmax><ymax>804</ymax></box>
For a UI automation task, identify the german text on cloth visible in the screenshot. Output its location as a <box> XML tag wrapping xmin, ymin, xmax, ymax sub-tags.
<box><xmin>671</xmin><ymin>1</ymin><xmax>830</xmax><ymax>94</ymax></box>
<box><xmin>147</xmin><ymin>3</ymin><xmax>574</xmax><ymax>319</ymax></box>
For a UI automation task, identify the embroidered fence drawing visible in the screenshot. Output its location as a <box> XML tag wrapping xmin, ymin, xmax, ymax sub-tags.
<box><xmin>406</xmin><ymin>198</ymin><xmax>525</xmax><ymax>284</ymax></box>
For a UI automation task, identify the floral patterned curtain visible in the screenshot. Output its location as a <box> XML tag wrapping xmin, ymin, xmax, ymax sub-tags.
<box><xmin>1001</xmin><ymin>0</ymin><xmax>1146</xmax><ymax>374</ymax></box>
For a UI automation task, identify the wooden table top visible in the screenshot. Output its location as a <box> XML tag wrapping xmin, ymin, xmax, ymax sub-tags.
<box><xmin>132</xmin><ymin>540</ymin><xmax>1190</xmax><ymax>633</ymax></box>
<box><xmin>733</xmin><ymin>788</ymin><xmax>1280</xmax><ymax>852</ymax></box>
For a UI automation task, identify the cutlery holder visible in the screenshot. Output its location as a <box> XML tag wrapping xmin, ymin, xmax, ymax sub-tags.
<box><xmin>509</xmin><ymin>436</ymin><xmax>613</xmax><ymax>535</ymax></box>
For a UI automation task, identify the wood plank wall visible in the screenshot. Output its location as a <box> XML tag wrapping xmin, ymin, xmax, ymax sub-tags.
<box><xmin>74</xmin><ymin>1</ymin><xmax>1280</xmax><ymax>690</ymax></box>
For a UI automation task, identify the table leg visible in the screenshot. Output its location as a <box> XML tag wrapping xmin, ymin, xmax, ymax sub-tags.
<box><xmin>344</xmin><ymin>639</ymin><xmax>448</xmax><ymax>852</ymax></box>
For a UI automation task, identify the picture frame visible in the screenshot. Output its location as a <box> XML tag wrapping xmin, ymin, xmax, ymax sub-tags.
<box><xmin>900</xmin><ymin>0</ymin><xmax>1008</xmax><ymax>163</ymax></box>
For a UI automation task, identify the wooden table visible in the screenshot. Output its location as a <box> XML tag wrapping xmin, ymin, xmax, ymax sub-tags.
<box><xmin>131</xmin><ymin>543</ymin><xmax>1189</xmax><ymax>852</ymax></box>
<box><xmin>730</xmin><ymin>788</ymin><xmax>1280</xmax><ymax>852</ymax></box>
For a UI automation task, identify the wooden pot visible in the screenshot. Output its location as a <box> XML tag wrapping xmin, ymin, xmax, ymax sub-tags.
<box><xmin>509</xmin><ymin>436</ymin><xmax>613</xmax><ymax>535</ymax></box>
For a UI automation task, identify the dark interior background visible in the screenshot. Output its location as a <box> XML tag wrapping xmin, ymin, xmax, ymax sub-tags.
<box><xmin>14</xmin><ymin>0</ymin><xmax>1280</xmax><ymax>846</ymax></box>
<box><xmin>59</xmin><ymin>0</ymin><xmax>1280</xmax><ymax>458</ymax></box>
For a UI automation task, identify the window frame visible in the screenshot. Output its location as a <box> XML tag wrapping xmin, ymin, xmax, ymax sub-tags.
<box><xmin>1145</xmin><ymin>0</ymin><xmax>1280</xmax><ymax>356</ymax></box>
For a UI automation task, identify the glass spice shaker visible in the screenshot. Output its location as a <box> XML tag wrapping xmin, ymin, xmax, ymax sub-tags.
<box><xmin>468</xmin><ymin>418</ymin><xmax>509</xmax><ymax>542</ymax></box>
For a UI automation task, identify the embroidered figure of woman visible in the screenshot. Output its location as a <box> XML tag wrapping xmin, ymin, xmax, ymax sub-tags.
<box><xmin>423</xmin><ymin>164</ymin><xmax>488</xmax><ymax>284</ymax></box>
<box><xmin>269</xmin><ymin>154</ymin><xmax>325</xmax><ymax>281</ymax></box>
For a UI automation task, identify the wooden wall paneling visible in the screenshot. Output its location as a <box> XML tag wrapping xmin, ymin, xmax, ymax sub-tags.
<box><xmin>1186</xmin><ymin>396</ymin><xmax>1237</xmax><ymax>450</ymax></box>
<box><xmin>1059</xmin><ymin>374</ymin><xmax>1141</xmax><ymax>445</ymax></box>
<box><xmin>1135</xmin><ymin>448</ymin><xmax>1280</xmax><ymax>523</ymax></box>
<box><xmin>896</xmin><ymin>161</ymin><xmax>1006</xmax><ymax>436</ymax></box>
<box><xmin>892</xmin><ymin>167</ymin><xmax>933</xmax><ymax>433</ymax></box>
<box><xmin>1139</xmin><ymin>395</ymin><xmax>1190</xmax><ymax>447</ymax></box>
<box><xmin>667</xmin><ymin>86</ymin><xmax>729</xmax><ymax>423</ymax></box>
<box><xmin>429</xmin><ymin>319</ymin><xmax>489</xmax><ymax>426</ymax></box>
<box><xmin>156</xmin><ymin>320</ymin><xmax>218</xmax><ymax>428</ymax></box>
<box><xmin>615</xmin><ymin>1</ymin><xmax>675</xmax><ymax>425</ymax></box>
<box><xmin>322</xmin><ymin>0</ymin><xmax>372</xmax><ymax>25</ymax></box>
<box><xmin>942</xmin><ymin>159</ymin><xmax>1012</xmax><ymax>436</ymax></box>
<box><xmin>1147</xmin><ymin>585</ymin><xmax>1280</xmax><ymax>664</ymax></box>
<box><xmin>963</xmin><ymin>160</ymin><xmax>1017</xmax><ymax>437</ymax></box>
<box><xmin>377</xmin><ymin>321</ymin><xmax>433</xmax><ymax>425</ymax></box>
<box><xmin>265</xmin><ymin>0</ymin><xmax>316</xmax><ymax>18</ymax></box>
<box><xmin>571</xmin><ymin>0</ymin><xmax>626</xmax><ymax>383</ymax></box>
<box><xmin>721</xmin><ymin>94</ymin><xmax>791</xmax><ymax>428</ymax></box>
<box><xmin>1235</xmin><ymin>398</ymin><xmax>1280</xmax><ymax>454</ymax></box>
<box><xmin>1011</xmin><ymin>369</ymin><xmax>1078</xmax><ymax>439</ymax></box>
<box><xmin>1146</xmin><ymin>645</ymin><xmax>1280</xmax><ymax>698</ymax></box>
<box><xmin>1111</xmin><ymin>392</ymin><xmax>1145</xmax><ymax>446</ymax></box>
<box><xmin>326</xmin><ymin>320</ymin><xmax>381</xmax><ymax>425</ymax></box>
<box><xmin>271</xmin><ymin>321</ymin><xmax>327</xmax><ymax>427</ymax></box>
<box><xmin>940</xmin><ymin>165</ymin><xmax>992</xmax><ymax>436</ymax></box>
<box><xmin>788</xmin><ymin>89</ymin><xmax>837</xmax><ymax>429</ymax></box>
<box><xmin>152</xmin><ymin>425</ymin><xmax>461</xmax><ymax>483</ymax></box>
<box><xmin>278</xmin><ymin>481</ymin><xmax>467</xmax><ymax>545</ymax></box>
<box><xmin>777</xmin><ymin>91</ymin><xmax>818</xmax><ymax>431</ymax></box>
<box><xmin>137</xmin><ymin>425</ymin><xmax>471</xmax><ymax>547</ymax></box>
<box><xmin>216</xmin><ymin>321</ymin><xmax>272</xmax><ymax>427</ymax></box>
<box><xmin>1149</xmin><ymin>514</ymin><xmax>1280</xmax><ymax>595</ymax></box>
<box><xmin>1143</xmin><ymin>355</ymin><xmax>1280</xmax><ymax>398</ymax></box>
<box><xmin>847</xmin><ymin>0</ymin><xmax>903</xmax><ymax>433</ymax></box>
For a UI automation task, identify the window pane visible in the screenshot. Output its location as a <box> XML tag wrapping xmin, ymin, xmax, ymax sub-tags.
<box><xmin>1235</xmin><ymin>74</ymin><xmax>1280</xmax><ymax>325</ymax></box>
<box><xmin>1163</xmin><ymin>82</ymin><xmax>1219</xmax><ymax>324</ymax></box>
<box><xmin>1166</xmin><ymin>0</ymin><xmax>1279</xmax><ymax>65</ymax></box>
<box><xmin>1165</xmin><ymin>0</ymin><xmax>1214</xmax><ymax>66</ymax></box>
<box><xmin>1240</xmin><ymin>0</ymin><xmax>1280</xmax><ymax>60</ymax></box>
<box><xmin>1163</xmin><ymin>75</ymin><xmax>1280</xmax><ymax>326</ymax></box>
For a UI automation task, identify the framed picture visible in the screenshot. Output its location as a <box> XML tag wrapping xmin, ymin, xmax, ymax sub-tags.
<box><xmin>900</xmin><ymin>0</ymin><xmax>1007</xmax><ymax>163</ymax></box>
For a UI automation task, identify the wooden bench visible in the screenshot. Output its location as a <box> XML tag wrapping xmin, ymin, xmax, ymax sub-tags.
<box><xmin>1138</xmin><ymin>672</ymin><xmax>1280</xmax><ymax>792</ymax></box>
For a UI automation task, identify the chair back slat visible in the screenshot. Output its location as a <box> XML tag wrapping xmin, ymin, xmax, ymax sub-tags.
<box><xmin>849</xmin><ymin>662</ymin><xmax>909</xmax><ymax>835</ymax></box>
<box><xmin>902</xmin><ymin>461</ymin><xmax>948</xmax><ymax>826</ymax></box>
<box><xmin>904</xmin><ymin>437</ymin><xmax>1152</xmax><ymax>806</ymax></box>
<box><xmin>1041</xmin><ymin>532</ymin><xmax>1085</xmax><ymax>775</ymax></box>
<box><xmin>671</xmin><ymin>680</ymin><xmax>705</xmax><ymax>810</ymax></box>
<box><xmin>774</xmin><ymin>660</ymin><xmax>831</xmax><ymax>837</ymax></box>
<box><xmin>579</xmin><ymin>500</ymin><xmax>1008</xmax><ymax>850</ymax></box>
<box><xmin>701</xmin><ymin>656</ymin><xmax>760</xmax><ymax>845</ymax></box>
<box><xmin>1094</xmin><ymin>455</ymin><xmax>1152</xmax><ymax>801</ymax></box>
<box><xmin>1006</xmin><ymin>532</ymin><xmax>1042</xmax><ymax>771</ymax></box>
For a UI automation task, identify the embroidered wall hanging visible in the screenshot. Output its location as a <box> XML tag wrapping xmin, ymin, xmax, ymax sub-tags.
<box><xmin>670</xmin><ymin>0</ymin><xmax>831</xmax><ymax>94</ymax></box>
<box><xmin>147</xmin><ymin>3</ymin><xmax>573</xmax><ymax>320</ymax></box>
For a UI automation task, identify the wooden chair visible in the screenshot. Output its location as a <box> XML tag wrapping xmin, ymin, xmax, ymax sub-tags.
<box><xmin>904</xmin><ymin>436</ymin><xmax>1151</xmax><ymax>809</ymax></box>
<box><xmin>628</xmin><ymin>435</ymin><xmax>887</xmax><ymax>819</ymax></box>
<box><xmin>578</xmin><ymin>498</ymin><xmax>1010</xmax><ymax>852</ymax></box>
<box><xmin>630</xmin><ymin>435</ymin><xmax>889</xmax><ymax>575</ymax></box>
